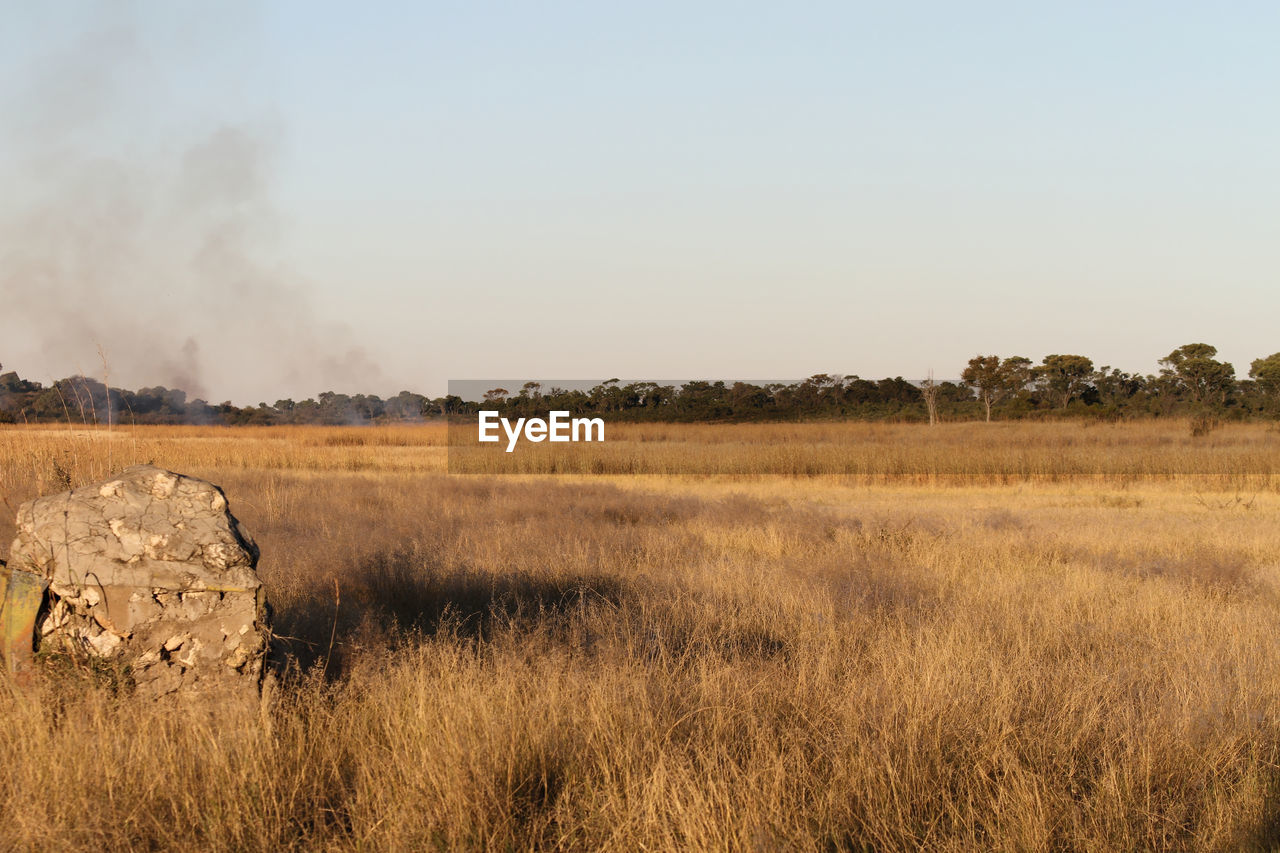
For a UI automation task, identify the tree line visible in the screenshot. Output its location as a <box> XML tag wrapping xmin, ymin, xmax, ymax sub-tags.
<box><xmin>3</xmin><ymin>344</ymin><xmax>1280</xmax><ymax>427</ymax></box>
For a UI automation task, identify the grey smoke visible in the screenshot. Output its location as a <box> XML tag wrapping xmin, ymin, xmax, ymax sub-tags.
<box><xmin>0</xmin><ymin>5</ymin><xmax>385</xmax><ymax>405</ymax></box>
<box><xmin>157</xmin><ymin>337</ymin><xmax>206</xmax><ymax>401</ymax></box>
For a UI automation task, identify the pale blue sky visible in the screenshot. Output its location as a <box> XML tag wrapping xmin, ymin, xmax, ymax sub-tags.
<box><xmin>1</xmin><ymin>2</ymin><xmax>1276</xmax><ymax>402</ymax></box>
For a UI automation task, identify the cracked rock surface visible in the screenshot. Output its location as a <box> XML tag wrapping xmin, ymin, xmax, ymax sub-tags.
<box><xmin>9</xmin><ymin>465</ymin><xmax>270</xmax><ymax>701</ymax></box>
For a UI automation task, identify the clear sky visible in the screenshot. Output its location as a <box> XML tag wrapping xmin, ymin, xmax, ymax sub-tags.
<box><xmin>1</xmin><ymin>2</ymin><xmax>1276</xmax><ymax>403</ymax></box>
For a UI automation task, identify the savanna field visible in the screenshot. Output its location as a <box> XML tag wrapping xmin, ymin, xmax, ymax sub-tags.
<box><xmin>2</xmin><ymin>421</ymin><xmax>1280</xmax><ymax>851</ymax></box>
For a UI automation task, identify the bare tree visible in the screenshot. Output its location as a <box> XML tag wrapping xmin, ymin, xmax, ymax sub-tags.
<box><xmin>919</xmin><ymin>371</ymin><xmax>940</xmax><ymax>426</ymax></box>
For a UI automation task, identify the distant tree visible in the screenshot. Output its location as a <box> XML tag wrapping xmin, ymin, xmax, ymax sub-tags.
<box><xmin>384</xmin><ymin>391</ymin><xmax>428</xmax><ymax>420</ymax></box>
<box><xmin>627</xmin><ymin>382</ymin><xmax>662</xmax><ymax>409</ymax></box>
<box><xmin>1033</xmin><ymin>354</ymin><xmax>1094</xmax><ymax>409</ymax></box>
<box><xmin>1248</xmin><ymin>353</ymin><xmax>1280</xmax><ymax>399</ymax></box>
<box><xmin>591</xmin><ymin>379</ymin><xmax>625</xmax><ymax>412</ymax></box>
<box><xmin>1246</xmin><ymin>354</ymin><xmax>1280</xmax><ymax>414</ymax></box>
<box><xmin>647</xmin><ymin>384</ymin><xmax>676</xmax><ymax>409</ymax></box>
<box><xmin>919</xmin><ymin>372</ymin><xmax>941</xmax><ymax>426</ymax></box>
<box><xmin>961</xmin><ymin>355</ymin><xmax>1032</xmax><ymax>421</ymax></box>
<box><xmin>729</xmin><ymin>381</ymin><xmax>771</xmax><ymax>413</ymax></box>
<box><xmin>1002</xmin><ymin>357</ymin><xmax>1033</xmax><ymax>399</ymax></box>
<box><xmin>0</xmin><ymin>370</ymin><xmax>26</xmax><ymax>393</ymax></box>
<box><xmin>352</xmin><ymin>394</ymin><xmax>384</xmax><ymax>421</ymax></box>
<box><xmin>792</xmin><ymin>374</ymin><xmax>839</xmax><ymax>412</ymax></box>
<box><xmin>960</xmin><ymin>356</ymin><xmax>999</xmax><ymax>417</ymax></box>
<box><xmin>1159</xmin><ymin>343</ymin><xmax>1235</xmax><ymax>405</ymax></box>
<box><xmin>482</xmin><ymin>388</ymin><xmax>509</xmax><ymax>404</ymax></box>
<box><xmin>1092</xmin><ymin>366</ymin><xmax>1145</xmax><ymax>409</ymax></box>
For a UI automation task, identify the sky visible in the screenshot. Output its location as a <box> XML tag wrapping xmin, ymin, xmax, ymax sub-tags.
<box><xmin>0</xmin><ymin>2</ymin><xmax>1276</xmax><ymax>403</ymax></box>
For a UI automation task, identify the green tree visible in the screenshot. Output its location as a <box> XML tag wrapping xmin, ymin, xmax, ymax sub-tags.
<box><xmin>961</xmin><ymin>355</ymin><xmax>1032</xmax><ymax>422</ymax></box>
<box><xmin>1249</xmin><ymin>353</ymin><xmax>1280</xmax><ymax>411</ymax></box>
<box><xmin>1033</xmin><ymin>354</ymin><xmax>1094</xmax><ymax>409</ymax></box>
<box><xmin>1092</xmin><ymin>366</ymin><xmax>1144</xmax><ymax>409</ymax></box>
<box><xmin>1159</xmin><ymin>343</ymin><xmax>1235</xmax><ymax>405</ymax></box>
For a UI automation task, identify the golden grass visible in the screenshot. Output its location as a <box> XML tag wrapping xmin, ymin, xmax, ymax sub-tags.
<box><xmin>1</xmin><ymin>423</ymin><xmax>1280</xmax><ymax>850</ymax></box>
<box><xmin>450</xmin><ymin>419</ymin><xmax>1280</xmax><ymax>484</ymax></box>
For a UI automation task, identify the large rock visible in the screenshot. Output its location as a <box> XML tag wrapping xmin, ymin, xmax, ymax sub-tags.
<box><xmin>7</xmin><ymin>465</ymin><xmax>269</xmax><ymax>701</ymax></box>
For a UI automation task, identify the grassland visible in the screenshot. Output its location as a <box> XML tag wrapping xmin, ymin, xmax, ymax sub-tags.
<box><xmin>2</xmin><ymin>421</ymin><xmax>1280</xmax><ymax>851</ymax></box>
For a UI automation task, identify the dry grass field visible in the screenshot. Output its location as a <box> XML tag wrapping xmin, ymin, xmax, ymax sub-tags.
<box><xmin>2</xmin><ymin>421</ymin><xmax>1280</xmax><ymax>851</ymax></box>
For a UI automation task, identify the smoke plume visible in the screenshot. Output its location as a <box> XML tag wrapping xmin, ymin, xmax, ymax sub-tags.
<box><xmin>0</xmin><ymin>5</ymin><xmax>384</xmax><ymax>404</ymax></box>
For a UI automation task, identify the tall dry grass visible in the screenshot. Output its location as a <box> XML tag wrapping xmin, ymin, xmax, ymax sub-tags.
<box><xmin>1</xmin><ymin>423</ymin><xmax>1279</xmax><ymax>850</ymax></box>
<box><xmin>450</xmin><ymin>419</ymin><xmax>1280</xmax><ymax>485</ymax></box>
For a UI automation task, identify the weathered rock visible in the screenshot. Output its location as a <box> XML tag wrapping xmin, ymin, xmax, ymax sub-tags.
<box><xmin>7</xmin><ymin>465</ymin><xmax>269</xmax><ymax>701</ymax></box>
